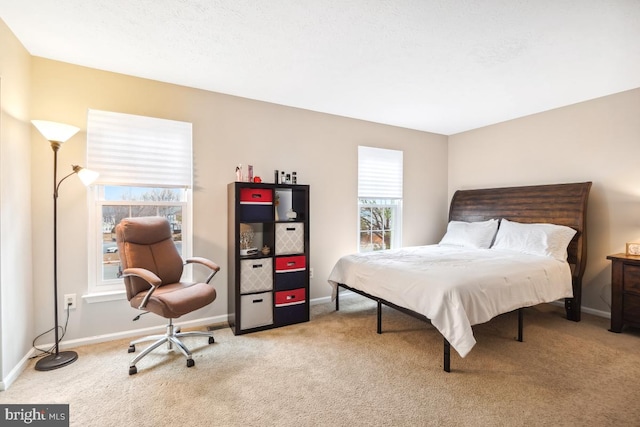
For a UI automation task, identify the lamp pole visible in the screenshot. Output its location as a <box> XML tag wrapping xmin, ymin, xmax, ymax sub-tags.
<box><xmin>35</xmin><ymin>140</ymin><xmax>79</xmax><ymax>371</ymax></box>
<box><xmin>31</xmin><ymin>120</ymin><xmax>97</xmax><ymax>371</ymax></box>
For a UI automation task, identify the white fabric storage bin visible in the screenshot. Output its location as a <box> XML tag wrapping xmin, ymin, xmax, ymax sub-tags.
<box><xmin>240</xmin><ymin>258</ymin><xmax>273</xmax><ymax>293</ymax></box>
<box><xmin>240</xmin><ymin>292</ymin><xmax>273</xmax><ymax>330</ymax></box>
<box><xmin>275</xmin><ymin>222</ymin><xmax>304</xmax><ymax>255</ymax></box>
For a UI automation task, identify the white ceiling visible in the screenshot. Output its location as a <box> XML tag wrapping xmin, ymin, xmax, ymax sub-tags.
<box><xmin>1</xmin><ymin>0</ymin><xmax>639</xmax><ymax>135</ymax></box>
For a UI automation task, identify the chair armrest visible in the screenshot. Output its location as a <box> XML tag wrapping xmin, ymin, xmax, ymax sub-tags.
<box><xmin>123</xmin><ymin>268</ymin><xmax>162</xmax><ymax>309</ymax></box>
<box><xmin>185</xmin><ymin>257</ymin><xmax>220</xmax><ymax>284</ymax></box>
<box><xmin>186</xmin><ymin>257</ymin><xmax>220</xmax><ymax>272</ymax></box>
<box><xmin>123</xmin><ymin>267</ymin><xmax>162</xmax><ymax>286</ymax></box>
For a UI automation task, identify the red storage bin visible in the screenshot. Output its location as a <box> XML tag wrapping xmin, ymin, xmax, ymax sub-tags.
<box><xmin>275</xmin><ymin>288</ymin><xmax>306</xmax><ymax>306</ymax></box>
<box><xmin>275</xmin><ymin>256</ymin><xmax>306</xmax><ymax>291</ymax></box>
<box><xmin>275</xmin><ymin>255</ymin><xmax>306</xmax><ymax>272</ymax></box>
<box><xmin>240</xmin><ymin>188</ymin><xmax>273</xmax><ymax>204</ymax></box>
<box><xmin>239</xmin><ymin>187</ymin><xmax>273</xmax><ymax>221</ymax></box>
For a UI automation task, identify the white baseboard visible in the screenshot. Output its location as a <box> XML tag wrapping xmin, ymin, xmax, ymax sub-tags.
<box><xmin>548</xmin><ymin>300</ymin><xmax>610</xmax><ymax>319</ymax></box>
<box><xmin>20</xmin><ymin>297</ymin><xmax>342</xmax><ymax>360</ymax></box>
<box><xmin>579</xmin><ymin>306</ymin><xmax>610</xmax><ymax>319</ymax></box>
<box><xmin>53</xmin><ymin>313</ymin><xmax>229</xmax><ymax>350</ymax></box>
<box><xmin>0</xmin><ymin>348</ymin><xmax>36</xmax><ymax>391</ymax></box>
<box><xmin>310</xmin><ymin>295</ymin><xmax>332</xmax><ymax>305</ymax></box>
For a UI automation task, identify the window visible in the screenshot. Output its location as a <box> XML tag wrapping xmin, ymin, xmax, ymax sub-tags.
<box><xmin>358</xmin><ymin>146</ymin><xmax>403</xmax><ymax>252</ymax></box>
<box><xmin>97</xmin><ymin>186</ymin><xmax>187</xmax><ymax>283</ymax></box>
<box><xmin>86</xmin><ymin>109</ymin><xmax>193</xmax><ymax>294</ymax></box>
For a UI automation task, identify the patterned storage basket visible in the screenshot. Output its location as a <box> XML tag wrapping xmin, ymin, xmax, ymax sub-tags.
<box><xmin>240</xmin><ymin>258</ymin><xmax>273</xmax><ymax>293</ymax></box>
<box><xmin>275</xmin><ymin>222</ymin><xmax>304</xmax><ymax>255</ymax></box>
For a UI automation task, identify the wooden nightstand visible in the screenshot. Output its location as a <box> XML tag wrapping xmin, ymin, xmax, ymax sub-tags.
<box><xmin>607</xmin><ymin>253</ymin><xmax>640</xmax><ymax>333</ymax></box>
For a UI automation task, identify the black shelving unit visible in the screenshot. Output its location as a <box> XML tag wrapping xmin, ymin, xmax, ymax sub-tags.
<box><xmin>227</xmin><ymin>182</ymin><xmax>310</xmax><ymax>335</ymax></box>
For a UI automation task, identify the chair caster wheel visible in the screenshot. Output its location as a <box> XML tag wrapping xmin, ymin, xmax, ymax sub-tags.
<box><xmin>208</xmin><ymin>336</ymin><xmax>215</xmax><ymax>344</ymax></box>
<box><xmin>128</xmin><ymin>345</ymin><xmax>135</xmax><ymax>353</ymax></box>
<box><xmin>187</xmin><ymin>359</ymin><xmax>195</xmax><ymax>368</ymax></box>
<box><xmin>129</xmin><ymin>366</ymin><xmax>137</xmax><ymax>375</ymax></box>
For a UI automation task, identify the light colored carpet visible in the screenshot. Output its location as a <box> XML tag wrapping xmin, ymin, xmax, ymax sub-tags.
<box><xmin>3</xmin><ymin>296</ymin><xmax>640</xmax><ymax>426</ymax></box>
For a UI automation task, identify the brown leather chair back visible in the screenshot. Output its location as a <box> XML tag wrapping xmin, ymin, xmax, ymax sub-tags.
<box><xmin>116</xmin><ymin>217</ymin><xmax>184</xmax><ymax>301</ymax></box>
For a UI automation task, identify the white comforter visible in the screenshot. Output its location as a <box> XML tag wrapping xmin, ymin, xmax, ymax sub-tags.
<box><xmin>327</xmin><ymin>245</ymin><xmax>573</xmax><ymax>358</ymax></box>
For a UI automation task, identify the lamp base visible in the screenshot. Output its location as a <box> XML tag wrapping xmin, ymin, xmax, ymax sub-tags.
<box><xmin>35</xmin><ymin>351</ymin><xmax>78</xmax><ymax>371</ymax></box>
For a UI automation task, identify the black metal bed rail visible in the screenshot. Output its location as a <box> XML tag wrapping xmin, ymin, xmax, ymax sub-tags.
<box><xmin>335</xmin><ymin>283</ymin><xmax>524</xmax><ymax>373</ymax></box>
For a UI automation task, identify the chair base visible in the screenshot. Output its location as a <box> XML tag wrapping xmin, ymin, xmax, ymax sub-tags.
<box><xmin>128</xmin><ymin>319</ymin><xmax>214</xmax><ymax>375</ymax></box>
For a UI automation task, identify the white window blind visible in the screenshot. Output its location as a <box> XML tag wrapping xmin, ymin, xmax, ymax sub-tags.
<box><xmin>358</xmin><ymin>146</ymin><xmax>403</xmax><ymax>199</ymax></box>
<box><xmin>87</xmin><ymin>109</ymin><xmax>193</xmax><ymax>188</ymax></box>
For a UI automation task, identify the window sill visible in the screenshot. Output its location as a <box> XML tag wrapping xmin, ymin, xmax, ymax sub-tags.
<box><xmin>82</xmin><ymin>290</ymin><xmax>127</xmax><ymax>304</ymax></box>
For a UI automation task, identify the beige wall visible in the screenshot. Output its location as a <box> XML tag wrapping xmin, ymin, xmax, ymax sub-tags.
<box><xmin>0</xmin><ymin>19</ymin><xmax>33</xmax><ymax>388</ymax></box>
<box><xmin>448</xmin><ymin>88</ymin><xmax>640</xmax><ymax>315</ymax></box>
<box><xmin>29</xmin><ymin>57</ymin><xmax>449</xmax><ymax>342</ymax></box>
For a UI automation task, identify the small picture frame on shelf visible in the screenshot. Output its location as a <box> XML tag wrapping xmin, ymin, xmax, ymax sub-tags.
<box><xmin>626</xmin><ymin>242</ymin><xmax>640</xmax><ymax>256</ymax></box>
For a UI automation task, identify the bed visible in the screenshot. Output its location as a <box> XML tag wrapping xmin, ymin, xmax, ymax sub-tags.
<box><xmin>328</xmin><ymin>182</ymin><xmax>592</xmax><ymax>372</ymax></box>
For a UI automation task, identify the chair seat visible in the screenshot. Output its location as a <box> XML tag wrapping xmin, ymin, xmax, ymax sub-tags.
<box><xmin>130</xmin><ymin>282</ymin><xmax>217</xmax><ymax>319</ymax></box>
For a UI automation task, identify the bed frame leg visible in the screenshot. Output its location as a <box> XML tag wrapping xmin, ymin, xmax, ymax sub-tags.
<box><xmin>336</xmin><ymin>286</ymin><xmax>340</xmax><ymax>311</ymax></box>
<box><xmin>377</xmin><ymin>300</ymin><xmax>382</xmax><ymax>334</ymax></box>
<box><xmin>565</xmin><ymin>296</ymin><xmax>581</xmax><ymax>322</ymax></box>
<box><xmin>517</xmin><ymin>308</ymin><xmax>523</xmax><ymax>342</ymax></box>
<box><xmin>443</xmin><ymin>338</ymin><xmax>451</xmax><ymax>372</ymax></box>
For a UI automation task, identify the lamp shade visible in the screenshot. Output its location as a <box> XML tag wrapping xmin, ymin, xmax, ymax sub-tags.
<box><xmin>76</xmin><ymin>167</ymin><xmax>100</xmax><ymax>186</ymax></box>
<box><xmin>32</xmin><ymin>120</ymin><xmax>80</xmax><ymax>143</ymax></box>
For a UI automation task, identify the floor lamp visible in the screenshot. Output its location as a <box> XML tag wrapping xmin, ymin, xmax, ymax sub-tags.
<box><xmin>32</xmin><ymin>120</ymin><xmax>99</xmax><ymax>371</ymax></box>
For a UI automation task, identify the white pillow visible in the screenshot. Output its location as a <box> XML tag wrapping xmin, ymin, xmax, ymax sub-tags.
<box><xmin>492</xmin><ymin>218</ymin><xmax>577</xmax><ymax>260</ymax></box>
<box><xmin>439</xmin><ymin>219</ymin><xmax>499</xmax><ymax>249</ymax></box>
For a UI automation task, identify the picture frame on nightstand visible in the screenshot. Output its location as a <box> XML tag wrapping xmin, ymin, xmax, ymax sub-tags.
<box><xmin>625</xmin><ymin>242</ymin><xmax>640</xmax><ymax>256</ymax></box>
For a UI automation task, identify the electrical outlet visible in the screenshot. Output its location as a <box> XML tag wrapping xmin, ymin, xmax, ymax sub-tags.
<box><xmin>309</xmin><ymin>268</ymin><xmax>314</xmax><ymax>279</ymax></box>
<box><xmin>64</xmin><ymin>294</ymin><xmax>77</xmax><ymax>310</ymax></box>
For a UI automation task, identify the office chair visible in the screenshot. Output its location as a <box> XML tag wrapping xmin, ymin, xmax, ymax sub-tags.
<box><xmin>115</xmin><ymin>216</ymin><xmax>220</xmax><ymax>375</ymax></box>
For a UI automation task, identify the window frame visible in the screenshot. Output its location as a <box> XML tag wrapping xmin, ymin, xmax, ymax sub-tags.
<box><xmin>87</xmin><ymin>185</ymin><xmax>192</xmax><ymax>295</ymax></box>
<box><xmin>357</xmin><ymin>146</ymin><xmax>403</xmax><ymax>253</ymax></box>
<box><xmin>358</xmin><ymin>198</ymin><xmax>403</xmax><ymax>252</ymax></box>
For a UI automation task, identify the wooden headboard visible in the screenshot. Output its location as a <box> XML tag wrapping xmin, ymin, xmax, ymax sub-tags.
<box><xmin>448</xmin><ymin>182</ymin><xmax>592</xmax><ymax>322</ymax></box>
